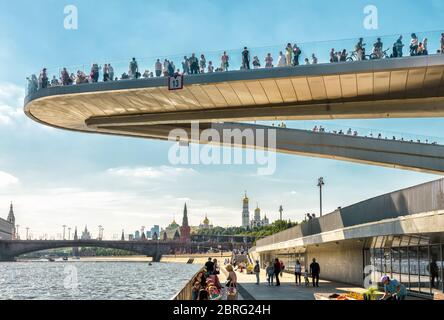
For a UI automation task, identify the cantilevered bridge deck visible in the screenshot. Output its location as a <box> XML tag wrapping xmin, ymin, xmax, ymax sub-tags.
<box><xmin>24</xmin><ymin>55</ymin><xmax>444</xmax><ymax>174</ymax></box>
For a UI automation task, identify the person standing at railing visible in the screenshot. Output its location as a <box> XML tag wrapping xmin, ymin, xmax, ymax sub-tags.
<box><xmin>422</xmin><ymin>38</ymin><xmax>428</xmax><ymax>55</ymax></box>
<box><xmin>90</xmin><ymin>64</ymin><xmax>100</xmax><ymax>83</ymax></box>
<box><xmin>373</xmin><ymin>38</ymin><xmax>383</xmax><ymax>59</ymax></box>
<box><xmin>277</xmin><ymin>51</ymin><xmax>286</xmax><ymax>67</ymax></box>
<box><xmin>50</xmin><ymin>76</ymin><xmax>59</xmax><ymax>87</ymax></box>
<box><xmin>108</xmin><ymin>64</ymin><xmax>114</xmax><ymax>81</ymax></box>
<box><xmin>293</xmin><ymin>44</ymin><xmax>301</xmax><ymax>66</ymax></box>
<box><xmin>410</xmin><ymin>33</ymin><xmax>419</xmax><ymax>56</ymax></box>
<box><xmin>103</xmin><ymin>64</ymin><xmax>110</xmax><ymax>82</ymax></box>
<box><xmin>199</xmin><ymin>54</ymin><xmax>207</xmax><ymax>73</ymax></box>
<box><xmin>355</xmin><ymin>38</ymin><xmax>365</xmax><ymax>61</ymax></box>
<box><xmin>155</xmin><ymin>59</ymin><xmax>163</xmax><ymax>77</ymax></box>
<box><xmin>242</xmin><ymin>47</ymin><xmax>251</xmax><ymax>70</ymax></box>
<box><xmin>129</xmin><ymin>58</ymin><xmax>139</xmax><ymax>79</ymax></box>
<box><xmin>285</xmin><ymin>43</ymin><xmax>293</xmax><ymax>67</ymax></box>
<box><xmin>189</xmin><ymin>53</ymin><xmax>199</xmax><ymax>74</ymax></box>
<box><xmin>39</xmin><ymin>68</ymin><xmax>49</xmax><ymax>89</ymax></box>
<box><xmin>264</xmin><ymin>53</ymin><xmax>273</xmax><ymax>68</ymax></box>
<box><xmin>182</xmin><ymin>56</ymin><xmax>190</xmax><ymax>75</ymax></box>
<box><xmin>208</xmin><ymin>61</ymin><xmax>214</xmax><ymax>73</ymax></box>
<box><xmin>252</xmin><ymin>56</ymin><xmax>261</xmax><ymax>69</ymax></box>
<box><xmin>221</xmin><ymin>51</ymin><xmax>229</xmax><ymax>71</ymax></box>
<box><xmin>61</xmin><ymin>68</ymin><xmax>72</xmax><ymax>86</ymax></box>
<box><xmin>393</xmin><ymin>35</ymin><xmax>404</xmax><ymax>58</ymax></box>
<box><xmin>311</xmin><ymin>53</ymin><xmax>318</xmax><ymax>64</ymax></box>
<box><xmin>330</xmin><ymin>48</ymin><xmax>336</xmax><ymax>63</ymax></box>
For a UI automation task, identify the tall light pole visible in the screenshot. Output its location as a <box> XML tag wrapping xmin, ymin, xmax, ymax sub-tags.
<box><xmin>317</xmin><ymin>177</ymin><xmax>325</xmax><ymax>217</ymax></box>
<box><xmin>62</xmin><ymin>225</ymin><xmax>67</xmax><ymax>240</ymax></box>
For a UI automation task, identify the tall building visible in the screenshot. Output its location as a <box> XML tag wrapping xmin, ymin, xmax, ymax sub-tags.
<box><xmin>0</xmin><ymin>203</ymin><xmax>15</xmax><ymax>240</ymax></box>
<box><xmin>150</xmin><ymin>225</ymin><xmax>160</xmax><ymax>240</ymax></box>
<box><xmin>134</xmin><ymin>230</ymin><xmax>140</xmax><ymax>240</ymax></box>
<box><xmin>242</xmin><ymin>192</ymin><xmax>250</xmax><ymax>228</ymax></box>
<box><xmin>180</xmin><ymin>203</ymin><xmax>191</xmax><ymax>243</ymax></box>
<box><xmin>81</xmin><ymin>226</ymin><xmax>92</xmax><ymax>240</ymax></box>
<box><xmin>72</xmin><ymin>227</ymin><xmax>79</xmax><ymax>257</ymax></box>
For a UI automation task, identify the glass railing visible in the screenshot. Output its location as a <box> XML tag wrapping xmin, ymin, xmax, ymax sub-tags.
<box><xmin>25</xmin><ymin>30</ymin><xmax>444</xmax><ymax>97</ymax></box>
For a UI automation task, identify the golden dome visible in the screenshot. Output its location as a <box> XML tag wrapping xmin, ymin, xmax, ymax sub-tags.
<box><xmin>203</xmin><ymin>215</ymin><xmax>210</xmax><ymax>225</ymax></box>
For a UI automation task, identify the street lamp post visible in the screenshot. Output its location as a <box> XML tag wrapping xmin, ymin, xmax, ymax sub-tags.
<box><xmin>317</xmin><ymin>177</ymin><xmax>325</xmax><ymax>217</ymax></box>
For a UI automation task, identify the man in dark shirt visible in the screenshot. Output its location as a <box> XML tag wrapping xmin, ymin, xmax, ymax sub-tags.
<box><xmin>205</xmin><ymin>257</ymin><xmax>215</xmax><ymax>274</ymax></box>
<box><xmin>309</xmin><ymin>258</ymin><xmax>320</xmax><ymax>287</ymax></box>
<box><xmin>242</xmin><ymin>47</ymin><xmax>250</xmax><ymax>70</ymax></box>
<box><xmin>273</xmin><ymin>258</ymin><xmax>281</xmax><ymax>286</ymax></box>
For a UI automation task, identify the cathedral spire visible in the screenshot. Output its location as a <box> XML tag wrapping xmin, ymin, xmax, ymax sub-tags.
<box><xmin>7</xmin><ymin>202</ymin><xmax>15</xmax><ymax>224</ymax></box>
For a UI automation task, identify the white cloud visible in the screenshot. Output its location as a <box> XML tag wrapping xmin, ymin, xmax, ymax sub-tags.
<box><xmin>0</xmin><ymin>82</ymin><xmax>25</xmax><ymax>125</ymax></box>
<box><xmin>0</xmin><ymin>171</ymin><xmax>19</xmax><ymax>187</ymax></box>
<box><xmin>106</xmin><ymin>166</ymin><xmax>196</xmax><ymax>179</ymax></box>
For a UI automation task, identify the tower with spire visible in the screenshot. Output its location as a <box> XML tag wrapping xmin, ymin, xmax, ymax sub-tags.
<box><xmin>242</xmin><ymin>192</ymin><xmax>250</xmax><ymax>228</ymax></box>
<box><xmin>179</xmin><ymin>203</ymin><xmax>191</xmax><ymax>243</ymax></box>
<box><xmin>7</xmin><ymin>202</ymin><xmax>16</xmax><ymax>239</ymax></box>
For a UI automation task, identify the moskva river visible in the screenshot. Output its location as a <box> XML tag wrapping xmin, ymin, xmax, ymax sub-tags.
<box><xmin>0</xmin><ymin>261</ymin><xmax>200</xmax><ymax>300</ymax></box>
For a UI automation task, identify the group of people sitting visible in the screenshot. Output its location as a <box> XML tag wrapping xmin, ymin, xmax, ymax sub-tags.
<box><xmin>191</xmin><ymin>258</ymin><xmax>223</xmax><ymax>301</ymax></box>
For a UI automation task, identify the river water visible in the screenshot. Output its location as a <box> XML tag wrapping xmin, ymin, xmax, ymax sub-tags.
<box><xmin>0</xmin><ymin>261</ymin><xmax>201</xmax><ymax>300</ymax></box>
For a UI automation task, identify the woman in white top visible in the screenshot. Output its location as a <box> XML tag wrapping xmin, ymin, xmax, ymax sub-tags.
<box><xmin>410</xmin><ymin>33</ymin><xmax>419</xmax><ymax>56</ymax></box>
<box><xmin>277</xmin><ymin>51</ymin><xmax>287</xmax><ymax>67</ymax></box>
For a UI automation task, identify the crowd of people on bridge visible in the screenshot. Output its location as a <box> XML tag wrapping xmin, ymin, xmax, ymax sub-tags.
<box><xmin>27</xmin><ymin>32</ymin><xmax>444</xmax><ymax>94</ymax></box>
<box><xmin>311</xmin><ymin>125</ymin><xmax>440</xmax><ymax>146</ymax></box>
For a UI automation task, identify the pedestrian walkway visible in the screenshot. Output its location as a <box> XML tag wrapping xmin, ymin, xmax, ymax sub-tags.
<box><xmin>234</xmin><ymin>269</ymin><xmax>359</xmax><ymax>300</ymax></box>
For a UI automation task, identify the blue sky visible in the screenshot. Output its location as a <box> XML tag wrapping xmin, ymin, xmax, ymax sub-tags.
<box><xmin>0</xmin><ymin>0</ymin><xmax>443</xmax><ymax>239</ymax></box>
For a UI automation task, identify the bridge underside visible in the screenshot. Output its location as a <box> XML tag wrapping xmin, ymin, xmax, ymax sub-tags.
<box><xmin>24</xmin><ymin>55</ymin><xmax>444</xmax><ymax>174</ymax></box>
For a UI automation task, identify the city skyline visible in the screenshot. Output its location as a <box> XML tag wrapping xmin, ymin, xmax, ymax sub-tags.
<box><xmin>1</xmin><ymin>0</ymin><xmax>443</xmax><ymax>239</ymax></box>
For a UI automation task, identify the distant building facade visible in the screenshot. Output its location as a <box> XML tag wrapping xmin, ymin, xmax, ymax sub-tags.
<box><xmin>199</xmin><ymin>214</ymin><xmax>213</xmax><ymax>230</ymax></box>
<box><xmin>0</xmin><ymin>203</ymin><xmax>15</xmax><ymax>240</ymax></box>
<box><xmin>81</xmin><ymin>226</ymin><xmax>92</xmax><ymax>240</ymax></box>
<box><xmin>250</xmin><ymin>205</ymin><xmax>270</xmax><ymax>228</ymax></box>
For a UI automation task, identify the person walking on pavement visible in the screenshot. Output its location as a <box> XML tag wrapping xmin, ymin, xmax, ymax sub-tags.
<box><xmin>310</xmin><ymin>258</ymin><xmax>320</xmax><ymax>287</ymax></box>
<box><xmin>266</xmin><ymin>262</ymin><xmax>274</xmax><ymax>286</ymax></box>
<box><xmin>273</xmin><ymin>258</ymin><xmax>281</xmax><ymax>286</ymax></box>
<box><xmin>295</xmin><ymin>260</ymin><xmax>302</xmax><ymax>286</ymax></box>
<box><xmin>254</xmin><ymin>260</ymin><xmax>261</xmax><ymax>285</ymax></box>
